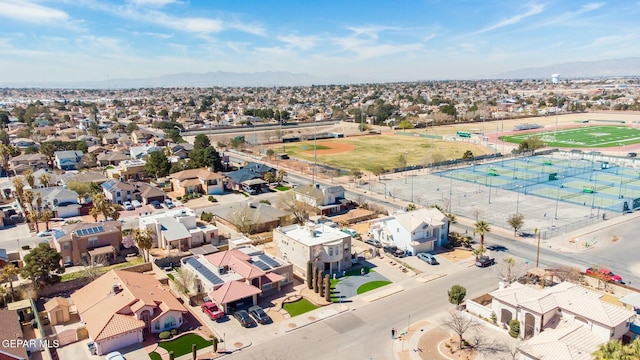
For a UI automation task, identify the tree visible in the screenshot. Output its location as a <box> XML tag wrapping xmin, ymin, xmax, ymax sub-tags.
<box><xmin>134</xmin><ymin>228</ymin><xmax>154</xmax><ymax>263</ymax></box>
<box><xmin>20</xmin><ymin>243</ymin><xmax>65</xmax><ymax>287</ymax></box>
<box><xmin>174</xmin><ymin>267</ymin><xmax>195</xmax><ymax>295</ymax></box>
<box><xmin>278</xmin><ymin>191</ymin><xmax>315</xmax><ymax>224</ymax></box>
<box><xmin>40</xmin><ymin>209</ymin><xmax>53</xmax><ymax>231</ymax></box>
<box><xmin>448</xmin><ymin>285</ymin><xmax>467</xmax><ymax>307</ymax></box>
<box><xmin>462</xmin><ymin>150</ymin><xmax>474</xmax><ymax>160</ymax></box>
<box><xmin>12</xmin><ymin>178</ymin><xmax>24</xmax><ymax>206</ymax></box>
<box><xmin>407</xmin><ymin>203</ymin><xmax>417</xmax><ymax>211</ymax></box>
<box><xmin>1</xmin><ymin>264</ymin><xmax>20</xmax><ymax>302</ymax></box>
<box><xmin>263</xmin><ymin>172</ymin><xmax>275</xmax><ymax>184</ymax></box>
<box><xmin>22</xmin><ymin>189</ymin><xmax>34</xmax><ymax>212</ymax></box>
<box><xmin>23</xmin><ymin>169</ymin><xmax>35</xmax><ymax>188</ymax></box>
<box><xmin>0</xmin><ymin>285</ymin><xmax>6</xmax><ymax>308</ymax></box>
<box><xmin>474</xmin><ymin>220</ymin><xmax>491</xmax><ymax>258</ymax></box>
<box><xmin>398</xmin><ymin>120</ymin><xmax>414</xmax><ymax>132</ymax></box>
<box><xmin>144</xmin><ymin>151</ymin><xmax>171</xmax><ymax>179</ymax></box>
<box><xmin>229</xmin><ymin>208</ymin><xmax>257</xmax><ymax>234</ymax></box>
<box><xmin>190</xmin><ymin>147</ymin><xmax>222</xmax><ymax>171</ymax></box>
<box><xmin>442</xmin><ymin>311</ymin><xmax>480</xmax><ymax>350</ymax></box>
<box><xmin>517</xmin><ymin>136</ymin><xmax>544</xmax><ymax>155</ymax></box>
<box><xmin>506</xmin><ymin>213</ymin><xmax>524</xmax><ymax>236</ymax></box>
<box><xmin>125</xmin><ymin>122</ymin><xmax>138</xmax><ymax>134</ymax></box>
<box><xmin>370</xmin><ymin>165</ymin><xmax>385</xmax><ymax>179</ymax></box>
<box><xmin>350</xmin><ymin>168</ymin><xmax>363</xmax><ymax>183</ymax></box>
<box><xmin>193</xmin><ymin>134</ymin><xmax>211</xmax><ymax>151</ymax></box>
<box><xmin>593</xmin><ymin>338</ymin><xmax>640</xmax><ymax>360</ymax></box>
<box><xmin>276</xmin><ymin>169</ymin><xmax>287</xmax><ymax>183</ymax></box>
<box><xmin>38</xmin><ymin>173</ymin><xmax>50</xmax><ymax>188</ymax></box>
<box><xmin>496</xmin><ymin>257</ymin><xmax>525</xmax><ymax>284</ymax></box>
<box><xmin>508</xmin><ymin>320</ymin><xmax>520</xmax><ymax>338</ymax></box>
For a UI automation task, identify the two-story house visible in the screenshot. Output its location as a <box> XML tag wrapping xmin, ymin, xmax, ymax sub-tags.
<box><xmin>139</xmin><ymin>208</ymin><xmax>218</xmax><ymax>253</ymax></box>
<box><xmin>71</xmin><ymin>269</ymin><xmax>187</xmax><ymax>355</ymax></box>
<box><xmin>368</xmin><ymin>208</ymin><xmax>449</xmax><ymax>255</ymax></box>
<box><xmin>105</xmin><ymin>159</ymin><xmax>146</xmax><ymax>180</ymax></box>
<box><xmin>53</xmin><ymin>150</ymin><xmax>83</xmax><ymax>170</ymax></box>
<box><xmin>293</xmin><ymin>184</ymin><xmax>351</xmax><ymax>216</ymax></box>
<box><xmin>50</xmin><ymin>221</ymin><xmax>122</xmax><ymax>265</ymax></box>
<box><xmin>8</xmin><ymin>153</ymin><xmax>48</xmax><ymax>175</ymax></box>
<box><xmin>101</xmin><ymin>179</ymin><xmax>136</xmax><ymax>205</ymax></box>
<box><xmin>274</xmin><ymin>222</ymin><xmax>352</xmax><ymax>279</ymax></box>
<box><xmin>129</xmin><ymin>145</ymin><xmax>161</xmax><ymax>160</ymax></box>
<box><xmin>31</xmin><ymin>187</ymin><xmax>81</xmax><ymax>218</ymax></box>
<box><xmin>169</xmin><ymin>167</ymin><xmax>225</xmax><ymax>196</ymax></box>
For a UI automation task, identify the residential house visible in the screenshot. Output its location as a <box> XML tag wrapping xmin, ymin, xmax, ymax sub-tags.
<box><xmin>368</xmin><ymin>208</ymin><xmax>449</xmax><ymax>255</ymax></box>
<box><xmin>139</xmin><ymin>208</ymin><xmax>218</xmax><ymax>253</ymax></box>
<box><xmin>130</xmin><ymin>129</ymin><xmax>155</xmax><ymax>144</ymax></box>
<box><xmin>10</xmin><ymin>138</ymin><xmax>39</xmax><ymax>150</ymax></box>
<box><xmin>273</xmin><ymin>222</ymin><xmax>352</xmax><ymax>279</ymax></box>
<box><xmin>105</xmin><ymin>159</ymin><xmax>146</xmax><ymax>180</ymax></box>
<box><xmin>30</xmin><ymin>187</ymin><xmax>81</xmax><ymax>218</ymax></box>
<box><xmin>50</xmin><ymin>221</ymin><xmax>122</xmax><ymax>265</ymax></box>
<box><xmin>225</xmin><ymin>162</ymin><xmax>275</xmax><ymax>193</ymax></box>
<box><xmin>87</xmin><ymin>145</ymin><xmax>110</xmax><ymax>155</ymax></box>
<box><xmin>132</xmin><ymin>182</ymin><xmax>167</xmax><ymax>205</ymax></box>
<box><xmin>485</xmin><ymin>281</ymin><xmax>636</xmax><ymax>360</ymax></box>
<box><xmin>293</xmin><ymin>184</ymin><xmax>351</xmax><ymax>216</ymax></box>
<box><xmin>0</xmin><ymin>309</ymin><xmax>28</xmax><ymax>360</ymax></box>
<box><xmin>8</xmin><ymin>153</ymin><xmax>48</xmax><ymax>175</ymax></box>
<box><xmin>101</xmin><ymin>179</ymin><xmax>136</xmax><ymax>205</ymax></box>
<box><xmin>96</xmin><ymin>152</ymin><xmax>130</xmax><ymax>166</ymax></box>
<box><xmin>181</xmin><ymin>246</ymin><xmax>292</xmax><ymax>313</ymax></box>
<box><xmin>0</xmin><ymin>248</ymin><xmax>8</xmax><ymax>268</ymax></box>
<box><xmin>66</xmin><ymin>171</ymin><xmax>109</xmax><ymax>186</ymax></box>
<box><xmin>168</xmin><ymin>143</ymin><xmax>193</xmax><ymax>159</ymax></box>
<box><xmin>129</xmin><ymin>145</ymin><xmax>161</xmax><ymax>160</ymax></box>
<box><xmin>53</xmin><ymin>150</ymin><xmax>83</xmax><ymax>170</ymax></box>
<box><xmin>71</xmin><ymin>270</ymin><xmax>187</xmax><ymax>355</ymax></box>
<box><xmin>213</xmin><ymin>201</ymin><xmax>289</xmax><ymax>234</ymax></box>
<box><xmin>169</xmin><ymin>168</ymin><xmax>224</xmax><ymax>196</ymax></box>
<box><xmin>102</xmin><ymin>133</ymin><xmax>121</xmax><ymax>145</ymax></box>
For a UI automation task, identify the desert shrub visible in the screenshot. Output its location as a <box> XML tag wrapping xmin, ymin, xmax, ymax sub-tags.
<box><xmin>509</xmin><ymin>319</ymin><xmax>520</xmax><ymax>338</ymax></box>
<box><xmin>159</xmin><ymin>331</ymin><xmax>172</xmax><ymax>340</ymax></box>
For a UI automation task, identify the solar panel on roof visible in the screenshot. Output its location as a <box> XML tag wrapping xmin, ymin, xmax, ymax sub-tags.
<box><xmin>252</xmin><ymin>260</ymin><xmax>270</xmax><ymax>271</ymax></box>
<box><xmin>184</xmin><ymin>257</ymin><xmax>223</xmax><ymax>284</ymax></box>
<box><xmin>258</xmin><ymin>254</ymin><xmax>280</xmax><ymax>268</ymax></box>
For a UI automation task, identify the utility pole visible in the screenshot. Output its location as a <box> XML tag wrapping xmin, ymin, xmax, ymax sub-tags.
<box><xmin>536</xmin><ymin>231</ymin><xmax>541</xmax><ymax>268</ymax></box>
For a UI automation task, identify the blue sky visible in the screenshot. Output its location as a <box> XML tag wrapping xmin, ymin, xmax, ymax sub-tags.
<box><xmin>0</xmin><ymin>0</ymin><xmax>639</xmax><ymax>83</ymax></box>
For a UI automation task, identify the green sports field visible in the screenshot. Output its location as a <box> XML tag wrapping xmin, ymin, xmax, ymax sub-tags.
<box><xmin>500</xmin><ymin>125</ymin><xmax>640</xmax><ymax>148</ymax></box>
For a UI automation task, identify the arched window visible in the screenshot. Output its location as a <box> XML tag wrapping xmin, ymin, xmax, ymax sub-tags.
<box><xmin>164</xmin><ymin>315</ymin><xmax>176</xmax><ymax>329</ymax></box>
<box><xmin>501</xmin><ymin>309</ymin><xmax>513</xmax><ymax>324</ymax></box>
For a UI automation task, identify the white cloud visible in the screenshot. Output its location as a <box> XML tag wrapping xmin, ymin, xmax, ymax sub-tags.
<box><xmin>472</xmin><ymin>3</ymin><xmax>545</xmax><ymax>35</ymax></box>
<box><xmin>277</xmin><ymin>34</ymin><xmax>318</xmax><ymax>50</ymax></box>
<box><xmin>345</xmin><ymin>25</ymin><xmax>404</xmax><ymax>40</ymax></box>
<box><xmin>0</xmin><ymin>0</ymin><xmax>69</xmax><ymax>23</ymax></box>
<box><xmin>128</xmin><ymin>0</ymin><xmax>178</xmax><ymax>6</ymax></box>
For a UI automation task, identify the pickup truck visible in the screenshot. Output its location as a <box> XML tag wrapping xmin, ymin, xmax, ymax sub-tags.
<box><xmin>475</xmin><ymin>256</ymin><xmax>495</xmax><ymax>267</ymax></box>
<box><xmin>201</xmin><ymin>302</ymin><xmax>224</xmax><ymax>320</ymax></box>
<box><xmin>383</xmin><ymin>245</ymin><xmax>406</xmax><ymax>258</ymax></box>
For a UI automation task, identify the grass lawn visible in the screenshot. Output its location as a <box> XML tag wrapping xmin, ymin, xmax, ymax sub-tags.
<box><xmin>283</xmin><ymin>298</ymin><xmax>319</xmax><ymax>317</ymax></box>
<box><xmin>270</xmin><ymin>135</ymin><xmax>490</xmax><ymax>171</ymax></box>
<box><xmin>61</xmin><ymin>257</ymin><xmax>145</xmax><ymax>282</ymax></box>
<box><xmin>158</xmin><ymin>334</ymin><xmax>211</xmax><ymax>357</ymax></box>
<box><xmin>148</xmin><ymin>352</ymin><xmax>161</xmax><ymax>360</ymax></box>
<box><xmin>275</xmin><ymin>185</ymin><xmax>290</xmax><ymax>191</ymax></box>
<box><xmin>357</xmin><ymin>281</ymin><xmax>391</xmax><ymax>295</ymax></box>
<box><xmin>500</xmin><ymin>125</ymin><xmax>640</xmax><ymax>148</ymax></box>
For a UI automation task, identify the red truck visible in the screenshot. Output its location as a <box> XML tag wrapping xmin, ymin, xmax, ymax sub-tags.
<box><xmin>201</xmin><ymin>302</ymin><xmax>224</xmax><ymax>320</ymax></box>
<box><xmin>586</xmin><ymin>267</ymin><xmax>622</xmax><ymax>282</ymax></box>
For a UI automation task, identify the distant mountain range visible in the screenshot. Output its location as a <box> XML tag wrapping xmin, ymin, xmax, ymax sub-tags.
<box><xmin>1</xmin><ymin>71</ymin><xmax>359</xmax><ymax>89</ymax></box>
<box><xmin>2</xmin><ymin>57</ymin><xmax>640</xmax><ymax>89</ymax></box>
<box><xmin>493</xmin><ymin>57</ymin><xmax>640</xmax><ymax>79</ymax></box>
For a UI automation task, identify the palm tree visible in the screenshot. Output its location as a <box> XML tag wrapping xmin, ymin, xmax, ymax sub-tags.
<box><xmin>23</xmin><ymin>169</ymin><xmax>35</xmax><ymax>188</ymax></box>
<box><xmin>276</xmin><ymin>169</ymin><xmax>287</xmax><ymax>183</ymax></box>
<box><xmin>473</xmin><ymin>220</ymin><xmax>491</xmax><ymax>258</ymax></box>
<box><xmin>263</xmin><ymin>171</ymin><xmax>274</xmax><ymax>184</ymax></box>
<box><xmin>28</xmin><ymin>211</ymin><xmax>40</xmax><ymax>233</ymax></box>
<box><xmin>0</xmin><ymin>144</ymin><xmax>9</xmax><ymax>175</ymax></box>
<box><xmin>1</xmin><ymin>264</ymin><xmax>19</xmax><ymax>302</ymax></box>
<box><xmin>0</xmin><ymin>285</ymin><xmax>7</xmax><ymax>308</ymax></box>
<box><xmin>40</xmin><ymin>209</ymin><xmax>53</xmax><ymax>231</ymax></box>
<box><xmin>35</xmin><ymin>192</ymin><xmax>42</xmax><ymax>212</ymax></box>
<box><xmin>593</xmin><ymin>339</ymin><xmax>624</xmax><ymax>360</ymax></box>
<box><xmin>12</xmin><ymin>178</ymin><xmax>24</xmax><ymax>205</ymax></box>
<box><xmin>89</xmin><ymin>207</ymin><xmax>100</xmax><ymax>222</ymax></box>
<box><xmin>39</xmin><ymin>173</ymin><xmax>50</xmax><ymax>188</ymax></box>
<box><xmin>134</xmin><ymin>228</ymin><xmax>154</xmax><ymax>263</ymax></box>
<box><xmin>91</xmin><ymin>192</ymin><xmax>110</xmax><ymax>221</ymax></box>
<box><xmin>624</xmin><ymin>338</ymin><xmax>640</xmax><ymax>359</ymax></box>
<box><xmin>22</xmin><ymin>189</ymin><xmax>34</xmax><ymax>214</ymax></box>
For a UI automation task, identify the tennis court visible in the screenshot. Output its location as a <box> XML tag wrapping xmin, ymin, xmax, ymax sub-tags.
<box><xmin>437</xmin><ymin>155</ymin><xmax>640</xmax><ymax>213</ymax></box>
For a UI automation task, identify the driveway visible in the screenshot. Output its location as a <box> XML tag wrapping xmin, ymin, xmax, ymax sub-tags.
<box><xmin>332</xmin><ymin>265</ymin><xmax>392</xmax><ymax>300</ymax></box>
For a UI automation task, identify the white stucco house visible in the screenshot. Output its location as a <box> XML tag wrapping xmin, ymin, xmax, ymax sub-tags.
<box><xmin>484</xmin><ymin>281</ymin><xmax>636</xmax><ymax>360</ymax></box>
<box><xmin>71</xmin><ymin>269</ymin><xmax>187</xmax><ymax>355</ymax></box>
<box><xmin>139</xmin><ymin>208</ymin><xmax>218</xmax><ymax>253</ymax></box>
<box><xmin>273</xmin><ymin>222</ymin><xmax>352</xmax><ymax>278</ymax></box>
<box><xmin>367</xmin><ymin>208</ymin><xmax>449</xmax><ymax>256</ymax></box>
<box><xmin>30</xmin><ymin>187</ymin><xmax>81</xmax><ymax>218</ymax></box>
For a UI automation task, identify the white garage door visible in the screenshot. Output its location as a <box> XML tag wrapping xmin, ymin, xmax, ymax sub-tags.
<box><xmin>97</xmin><ymin>330</ymin><xmax>141</xmax><ymax>355</ymax></box>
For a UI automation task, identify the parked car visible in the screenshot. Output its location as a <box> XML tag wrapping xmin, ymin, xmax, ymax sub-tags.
<box><xmin>37</xmin><ymin>230</ymin><xmax>53</xmax><ymax>237</ymax></box>
<box><xmin>123</xmin><ymin>201</ymin><xmax>134</xmax><ymax>211</ymax></box>
<box><xmin>417</xmin><ymin>253</ymin><xmax>438</xmax><ymax>265</ymax></box>
<box><xmin>383</xmin><ymin>245</ymin><xmax>406</xmax><ymax>258</ymax></box>
<box><xmin>164</xmin><ymin>199</ymin><xmax>175</xmax><ymax>209</ymax></box>
<box><xmin>131</xmin><ymin>200</ymin><xmax>142</xmax><ymax>208</ymax></box>
<box><xmin>585</xmin><ymin>267</ymin><xmax>622</xmax><ymax>282</ymax></box>
<box><xmin>248</xmin><ymin>305</ymin><xmax>272</xmax><ymax>324</ymax></box>
<box><xmin>201</xmin><ymin>302</ymin><xmax>224</xmax><ymax>321</ymax></box>
<box><xmin>475</xmin><ymin>256</ymin><xmax>495</xmax><ymax>267</ymax></box>
<box><xmin>341</xmin><ymin>228</ymin><xmax>358</xmax><ymax>237</ymax></box>
<box><xmin>364</xmin><ymin>239</ymin><xmax>382</xmax><ymax>248</ymax></box>
<box><xmin>150</xmin><ymin>200</ymin><xmax>162</xmax><ymax>209</ymax></box>
<box><xmin>233</xmin><ymin>310</ymin><xmax>256</xmax><ymax>328</ymax></box>
<box><xmin>627</xmin><ymin>152</ymin><xmax>637</xmax><ymax>157</ymax></box>
<box><xmin>105</xmin><ymin>352</ymin><xmax>125</xmax><ymax>360</ymax></box>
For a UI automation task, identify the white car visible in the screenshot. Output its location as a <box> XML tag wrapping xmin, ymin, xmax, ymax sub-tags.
<box><xmin>37</xmin><ymin>230</ymin><xmax>53</xmax><ymax>237</ymax></box>
<box><xmin>131</xmin><ymin>200</ymin><xmax>142</xmax><ymax>208</ymax></box>
<box><xmin>123</xmin><ymin>201</ymin><xmax>134</xmax><ymax>211</ymax></box>
<box><xmin>105</xmin><ymin>352</ymin><xmax>125</xmax><ymax>360</ymax></box>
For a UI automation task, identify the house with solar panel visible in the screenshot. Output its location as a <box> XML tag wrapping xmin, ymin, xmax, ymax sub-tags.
<box><xmin>50</xmin><ymin>221</ymin><xmax>123</xmax><ymax>266</ymax></box>
<box><xmin>181</xmin><ymin>246</ymin><xmax>292</xmax><ymax>313</ymax></box>
<box><xmin>139</xmin><ymin>208</ymin><xmax>218</xmax><ymax>253</ymax></box>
